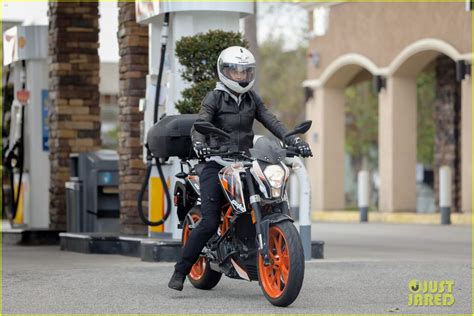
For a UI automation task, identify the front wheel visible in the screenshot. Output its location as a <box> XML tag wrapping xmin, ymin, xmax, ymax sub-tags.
<box><xmin>182</xmin><ymin>207</ymin><xmax>222</xmax><ymax>290</ymax></box>
<box><xmin>257</xmin><ymin>221</ymin><xmax>305</xmax><ymax>307</ymax></box>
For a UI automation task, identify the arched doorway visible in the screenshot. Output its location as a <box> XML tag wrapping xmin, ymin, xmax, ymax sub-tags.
<box><xmin>344</xmin><ymin>70</ymin><xmax>379</xmax><ymax>211</ymax></box>
<box><xmin>305</xmin><ymin>54</ymin><xmax>378</xmax><ymax>211</ymax></box>
<box><xmin>379</xmin><ymin>39</ymin><xmax>472</xmax><ymax>213</ymax></box>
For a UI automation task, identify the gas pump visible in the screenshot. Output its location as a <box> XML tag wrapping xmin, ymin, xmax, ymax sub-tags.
<box><xmin>135</xmin><ymin>2</ymin><xmax>253</xmax><ymax>239</ymax></box>
<box><xmin>2</xmin><ymin>25</ymin><xmax>50</xmax><ymax>229</ymax></box>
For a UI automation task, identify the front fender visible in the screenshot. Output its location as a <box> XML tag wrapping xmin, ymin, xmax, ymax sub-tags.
<box><xmin>262</xmin><ymin>213</ymin><xmax>294</xmax><ymax>225</ymax></box>
<box><xmin>259</xmin><ymin>213</ymin><xmax>294</xmax><ymax>264</ymax></box>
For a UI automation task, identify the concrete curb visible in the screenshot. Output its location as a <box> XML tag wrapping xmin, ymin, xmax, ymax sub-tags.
<box><xmin>59</xmin><ymin>233</ymin><xmax>182</xmax><ymax>262</ymax></box>
<box><xmin>2</xmin><ymin>228</ymin><xmax>64</xmax><ymax>245</ymax></box>
<box><xmin>140</xmin><ymin>239</ymin><xmax>182</xmax><ymax>262</ymax></box>
<box><xmin>60</xmin><ymin>233</ymin><xmax>125</xmax><ymax>255</ymax></box>
<box><xmin>59</xmin><ymin>233</ymin><xmax>324</xmax><ymax>262</ymax></box>
<box><xmin>312</xmin><ymin>211</ymin><xmax>472</xmax><ymax>225</ymax></box>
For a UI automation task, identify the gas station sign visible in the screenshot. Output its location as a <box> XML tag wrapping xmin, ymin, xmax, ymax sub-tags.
<box><xmin>16</xmin><ymin>90</ymin><xmax>30</xmax><ymax>104</ymax></box>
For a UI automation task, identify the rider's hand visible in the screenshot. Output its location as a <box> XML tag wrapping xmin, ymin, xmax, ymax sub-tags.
<box><xmin>193</xmin><ymin>141</ymin><xmax>212</xmax><ymax>159</ymax></box>
<box><xmin>293</xmin><ymin>137</ymin><xmax>312</xmax><ymax>158</ymax></box>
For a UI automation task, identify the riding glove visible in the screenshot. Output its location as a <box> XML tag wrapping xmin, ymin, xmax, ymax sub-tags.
<box><xmin>193</xmin><ymin>141</ymin><xmax>212</xmax><ymax>158</ymax></box>
<box><xmin>293</xmin><ymin>137</ymin><xmax>313</xmax><ymax>158</ymax></box>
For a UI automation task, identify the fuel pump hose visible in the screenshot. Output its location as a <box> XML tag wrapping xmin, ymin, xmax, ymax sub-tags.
<box><xmin>2</xmin><ymin>62</ymin><xmax>26</xmax><ymax>224</ymax></box>
<box><xmin>136</xmin><ymin>13</ymin><xmax>172</xmax><ymax>227</ymax></box>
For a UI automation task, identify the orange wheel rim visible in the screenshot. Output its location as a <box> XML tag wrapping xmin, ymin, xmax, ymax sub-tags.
<box><xmin>183</xmin><ymin>213</ymin><xmax>206</xmax><ymax>280</ymax></box>
<box><xmin>258</xmin><ymin>226</ymin><xmax>290</xmax><ymax>299</ymax></box>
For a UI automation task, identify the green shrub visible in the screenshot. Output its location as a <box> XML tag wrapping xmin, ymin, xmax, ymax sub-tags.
<box><xmin>174</xmin><ymin>30</ymin><xmax>247</xmax><ymax>114</ymax></box>
<box><xmin>175</xmin><ymin>80</ymin><xmax>216</xmax><ymax>114</ymax></box>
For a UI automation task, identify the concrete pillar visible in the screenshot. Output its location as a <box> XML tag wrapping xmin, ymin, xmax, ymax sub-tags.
<box><xmin>48</xmin><ymin>2</ymin><xmax>101</xmax><ymax>229</ymax></box>
<box><xmin>309</xmin><ymin>86</ymin><xmax>345</xmax><ymax>211</ymax></box>
<box><xmin>117</xmin><ymin>2</ymin><xmax>149</xmax><ymax>235</ymax></box>
<box><xmin>461</xmin><ymin>74</ymin><xmax>472</xmax><ymax>213</ymax></box>
<box><xmin>306</xmin><ymin>96</ymin><xmax>318</xmax><ymax>211</ymax></box>
<box><xmin>378</xmin><ymin>76</ymin><xmax>417</xmax><ymax>212</ymax></box>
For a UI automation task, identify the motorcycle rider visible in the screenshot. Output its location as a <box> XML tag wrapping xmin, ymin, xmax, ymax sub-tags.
<box><xmin>168</xmin><ymin>46</ymin><xmax>312</xmax><ymax>291</ymax></box>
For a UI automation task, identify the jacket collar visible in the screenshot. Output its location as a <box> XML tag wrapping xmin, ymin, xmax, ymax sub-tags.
<box><xmin>215</xmin><ymin>82</ymin><xmax>248</xmax><ymax>106</ymax></box>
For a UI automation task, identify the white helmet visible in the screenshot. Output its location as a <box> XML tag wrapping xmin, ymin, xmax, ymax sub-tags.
<box><xmin>217</xmin><ymin>46</ymin><xmax>256</xmax><ymax>94</ymax></box>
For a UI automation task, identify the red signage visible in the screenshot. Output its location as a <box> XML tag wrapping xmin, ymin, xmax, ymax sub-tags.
<box><xmin>16</xmin><ymin>90</ymin><xmax>30</xmax><ymax>104</ymax></box>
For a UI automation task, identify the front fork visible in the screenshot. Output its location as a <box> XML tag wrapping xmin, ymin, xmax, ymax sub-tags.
<box><xmin>244</xmin><ymin>169</ymin><xmax>271</xmax><ymax>266</ymax></box>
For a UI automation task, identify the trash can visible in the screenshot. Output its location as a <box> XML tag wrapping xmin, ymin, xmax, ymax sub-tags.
<box><xmin>65</xmin><ymin>180</ymin><xmax>83</xmax><ymax>233</ymax></box>
<box><xmin>66</xmin><ymin>150</ymin><xmax>120</xmax><ymax>233</ymax></box>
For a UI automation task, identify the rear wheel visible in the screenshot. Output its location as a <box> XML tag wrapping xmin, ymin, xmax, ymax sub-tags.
<box><xmin>182</xmin><ymin>207</ymin><xmax>222</xmax><ymax>290</ymax></box>
<box><xmin>258</xmin><ymin>221</ymin><xmax>305</xmax><ymax>307</ymax></box>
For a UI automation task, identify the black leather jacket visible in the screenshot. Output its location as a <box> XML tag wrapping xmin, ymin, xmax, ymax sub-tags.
<box><xmin>191</xmin><ymin>88</ymin><xmax>295</xmax><ymax>153</ymax></box>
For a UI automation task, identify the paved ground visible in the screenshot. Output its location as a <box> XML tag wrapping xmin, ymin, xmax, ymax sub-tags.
<box><xmin>2</xmin><ymin>222</ymin><xmax>472</xmax><ymax>314</ymax></box>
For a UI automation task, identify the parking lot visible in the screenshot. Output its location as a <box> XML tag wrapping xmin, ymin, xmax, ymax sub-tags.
<box><xmin>2</xmin><ymin>222</ymin><xmax>471</xmax><ymax>314</ymax></box>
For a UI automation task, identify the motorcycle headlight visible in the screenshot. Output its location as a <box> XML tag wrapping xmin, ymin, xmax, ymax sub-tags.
<box><xmin>263</xmin><ymin>165</ymin><xmax>285</xmax><ymax>190</ymax></box>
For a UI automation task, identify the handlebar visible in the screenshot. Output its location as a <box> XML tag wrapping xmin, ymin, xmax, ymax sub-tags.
<box><xmin>200</xmin><ymin>148</ymin><xmax>252</xmax><ymax>161</ymax></box>
<box><xmin>285</xmin><ymin>146</ymin><xmax>299</xmax><ymax>158</ymax></box>
<box><xmin>208</xmin><ymin>148</ymin><xmax>226</xmax><ymax>155</ymax></box>
<box><xmin>200</xmin><ymin>146</ymin><xmax>302</xmax><ymax>161</ymax></box>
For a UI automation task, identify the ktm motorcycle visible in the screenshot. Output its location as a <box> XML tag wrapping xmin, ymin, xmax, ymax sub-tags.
<box><xmin>173</xmin><ymin>120</ymin><xmax>311</xmax><ymax>307</ymax></box>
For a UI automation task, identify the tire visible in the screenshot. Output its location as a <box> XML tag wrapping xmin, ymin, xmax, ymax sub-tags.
<box><xmin>182</xmin><ymin>207</ymin><xmax>222</xmax><ymax>290</ymax></box>
<box><xmin>257</xmin><ymin>221</ymin><xmax>305</xmax><ymax>307</ymax></box>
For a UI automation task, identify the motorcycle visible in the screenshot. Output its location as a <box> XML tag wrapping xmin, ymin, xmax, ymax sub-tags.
<box><xmin>173</xmin><ymin>120</ymin><xmax>312</xmax><ymax>307</ymax></box>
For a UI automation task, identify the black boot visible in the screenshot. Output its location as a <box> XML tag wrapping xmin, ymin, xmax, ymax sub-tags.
<box><xmin>168</xmin><ymin>270</ymin><xmax>187</xmax><ymax>291</ymax></box>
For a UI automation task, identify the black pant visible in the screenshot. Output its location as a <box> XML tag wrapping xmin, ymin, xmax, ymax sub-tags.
<box><xmin>174</xmin><ymin>162</ymin><xmax>223</xmax><ymax>274</ymax></box>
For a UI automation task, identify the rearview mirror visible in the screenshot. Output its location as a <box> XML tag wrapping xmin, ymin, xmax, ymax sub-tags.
<box><xmin>194</xmin><ymin>120</ymin><xmax>231</xmax><ymax>139</ymax></box>
<box><xmin>284</xmin><ymin>120</ymin><xmax>312</xmax><ymax>139</ymax></box>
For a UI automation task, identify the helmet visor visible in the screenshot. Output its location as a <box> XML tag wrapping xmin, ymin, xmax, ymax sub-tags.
<box><xmin>220</xmin><ymin>63</ymin><xmax>256</xmax><ymax>86</ymax></box>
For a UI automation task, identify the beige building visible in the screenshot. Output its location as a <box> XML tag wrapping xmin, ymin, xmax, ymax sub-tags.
<box><xmin>301</xmin><ymin>2</ymin><xmax>472</xmax><ymax>213</ymax></box>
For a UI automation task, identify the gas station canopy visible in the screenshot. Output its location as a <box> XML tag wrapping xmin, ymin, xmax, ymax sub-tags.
<box><xmin>135</xmin><ymin>0</ymin><xmax>254</xmax><ymax>23</ymax></box>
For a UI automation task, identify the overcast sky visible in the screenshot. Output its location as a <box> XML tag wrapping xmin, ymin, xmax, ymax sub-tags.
<box><xmin>2</xmin><ymin>1</ymin><xmax>307</xmax><ymax>62</ymax></box>
<box><xmin>2</xmin><ymin>1</ymin><xmax>120</xmax><ymax>62</ymax></box>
